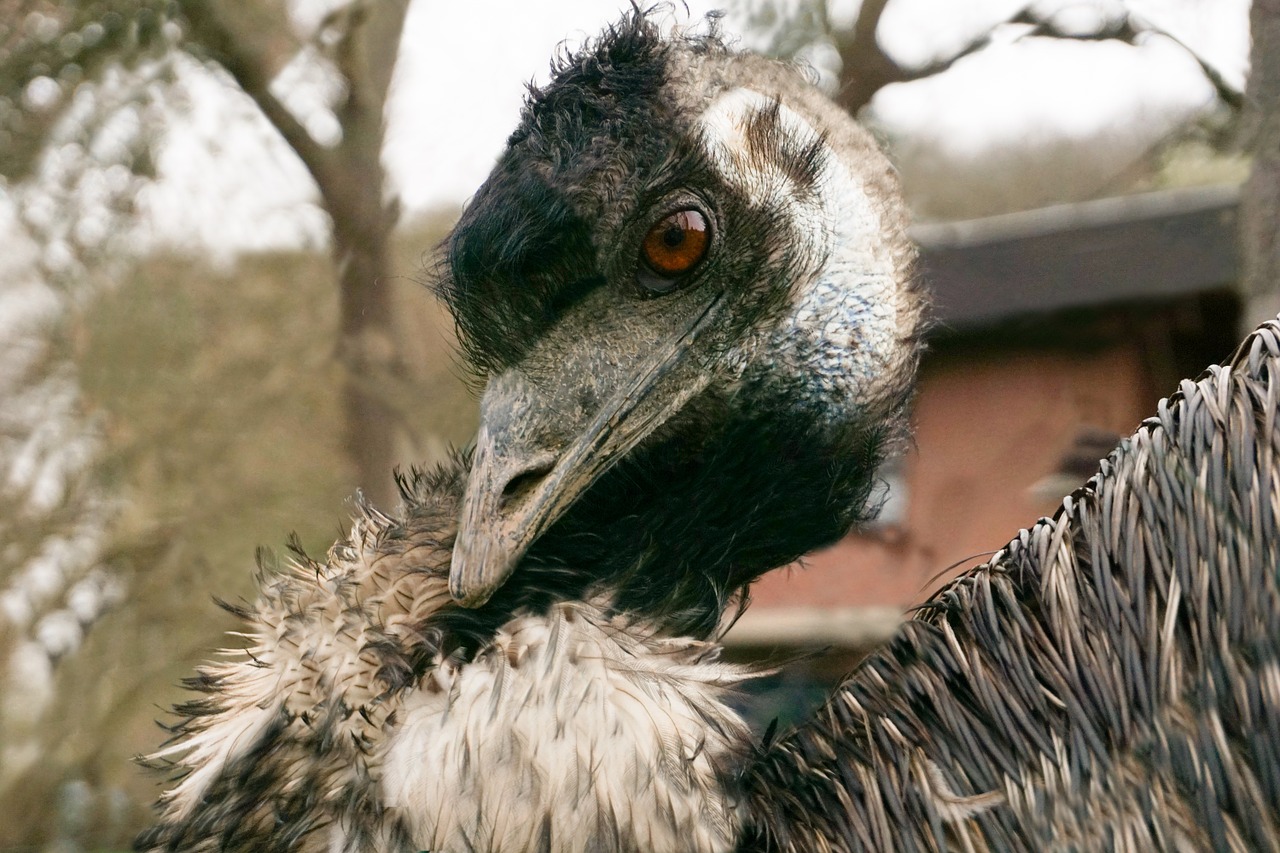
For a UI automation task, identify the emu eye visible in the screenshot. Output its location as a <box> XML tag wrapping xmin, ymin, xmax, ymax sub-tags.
<box><xmin>639</xmin><ymin>209</ymin><xmax>710</xmax><ymax>290</ymax></box>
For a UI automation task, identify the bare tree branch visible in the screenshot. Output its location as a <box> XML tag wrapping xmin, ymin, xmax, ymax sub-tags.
<box><xmin>828</xmin><ymin>1</ymin><xmax>1241</xmax><ymax>116</ymax></box>
<box><xmin>1016</xmin><ymin>9</ymin><xmax>1244</xmax><ymax>111</ymax></box>
<box><xmin>828</xmin><ymin>0</ymin><xmax>911</xmax><ymax>114</ymax></box>
<box><xmin>178</xmin><ymin>0</ymin><xmax>338</xmax><ymax>188</ymax></box>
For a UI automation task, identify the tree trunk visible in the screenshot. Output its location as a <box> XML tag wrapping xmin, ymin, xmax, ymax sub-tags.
<box><xmin>325</xmin><ymin>0</ymin><xmax>410</xmax><ymax>509</ymax></box>
<box><xmin>181</xmin><ymin>0</ymin><xmax>412</xmax><ymax>508</ymax></box>
<box><xmin>1242</xmin><ymin>0</ymin><xmax>1280</xmax><ymax>331</ymax></box>
<box><xmin>329</xmin><ymin>160</ymin><xmax>402</xmax><ymax>509</ymax></box>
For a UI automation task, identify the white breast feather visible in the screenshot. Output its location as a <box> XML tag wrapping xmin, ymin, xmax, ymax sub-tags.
<box><xmin>382</xmin><ymin>602</ymin><xmax>752</xmax><ymax>853</ymax></box>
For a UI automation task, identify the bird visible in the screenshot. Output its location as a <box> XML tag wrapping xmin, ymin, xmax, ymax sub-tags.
<box><xmin>137</xmin><ymin>9</ymin><xmax>1280</xmax><ymax>853</ymax></box>
<box><xmin>137</xmin><ymin>11</ymin><xmax>924</xmax><ymax>852</ymax></box>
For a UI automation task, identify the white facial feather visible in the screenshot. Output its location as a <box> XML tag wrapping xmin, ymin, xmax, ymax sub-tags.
<box><xmin>697</xmin><ymin>87</ymin><xmax>906</xmax><ymax>416</ymax></box>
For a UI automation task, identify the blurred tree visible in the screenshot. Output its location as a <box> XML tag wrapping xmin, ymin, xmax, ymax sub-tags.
<box><xmin>0</xmin><ymin>2</ymin><xmax>412</xmax><ymax>845</ymax></box>
<box><xmin>1</xmin><ymin>0</ymin><xmax>412</xmax><ymax>507</ymax></box>
<box><xmin>181</xmin><ymin>0</ymin><xmax>411</xmax><ymax>508</ymax></box>
<box><xmin>735</xmin><ymin>0</ymin><xmax>1247</xmax><ymax>219</ymax></box>
<box><xmin>738</xmin><ymin>0</ymin><xmax>1241</xmax><ymax>117</ymax></box>
<box><xmin>1242</xmin><ymin>0</ymin><xmax>1280</xmax><ymax>329</ymax></box>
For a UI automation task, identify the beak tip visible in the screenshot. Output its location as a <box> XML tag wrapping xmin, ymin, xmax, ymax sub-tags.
<box><xmin>448</xmin><ymin>535</ymin><xmax>516</xmax><ymax>609</ymax></box>
<box><xmin>449</xmin><ymin>580</ymin><xmax>494</xmax><ymax>609</ymax></box>
<box><xmin>448</xmin><ymin>554</ymin><xmax>489</xmax><ymax>608</ymax></box>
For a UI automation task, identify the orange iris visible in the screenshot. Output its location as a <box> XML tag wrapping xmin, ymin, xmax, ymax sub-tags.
<box><xmin>641</xmin><ymin>209</ymin><xmax>710</xmax><ymax>276</ymax></box>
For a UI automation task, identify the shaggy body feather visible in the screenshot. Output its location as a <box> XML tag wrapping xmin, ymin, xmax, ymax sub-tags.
<box><xmin>140</xmin><ymin>467</ymin><xmax>757</xmax><ymax>852</ymax></box>
<box><xmin>385</xmin><ymin>604</ymin><xmax>750</xmax><ymax>853</ymax></box>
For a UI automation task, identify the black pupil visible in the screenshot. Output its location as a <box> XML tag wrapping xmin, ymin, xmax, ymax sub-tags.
<box><xmin>661</xmin><ymin>223</ymin><xmax>685</xmax><ymax>248</ymax></box>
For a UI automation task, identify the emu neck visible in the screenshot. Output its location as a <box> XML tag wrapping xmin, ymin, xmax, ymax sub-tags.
<box><xmin>429</xmin><ymin>386</ymin><xmax>892</xmax><ymax>650</ymax></box>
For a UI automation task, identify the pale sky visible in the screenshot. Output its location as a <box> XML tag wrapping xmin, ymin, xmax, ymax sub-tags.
<box><xmin>127</xmin><ymin>0</ymin><xmax>1250</xmax><ymax>252</ymax></box>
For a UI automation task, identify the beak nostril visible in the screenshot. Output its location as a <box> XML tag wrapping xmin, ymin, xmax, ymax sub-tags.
<box><xmin>501</xmin><ymin>460</ymin><xmax>556</xmax><ymax>509</ymax></box>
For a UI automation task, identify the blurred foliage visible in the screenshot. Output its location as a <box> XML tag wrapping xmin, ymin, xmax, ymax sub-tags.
<box><xmin>0</xmin><ymin>212</ymin><xmax>473</xmax><ymax>846</ymax></box>
<box><xmin>0</xmin><ymin>1</ymin><xmax>181</xmax><ymax>296</ymax></box>
<box><xmin>1</xmin><ymin>1</ymin><xmax>417</xmax><ymax>510</ymax></box>
<box><xmin>0</xmin><ymin>2</ymin><xmax>436</xmax><ymax>839</ymax></box>
<box><xmin>0</xmin><ymin>0</ymin><xmax>178</xmax><ymax>181</ymax></box>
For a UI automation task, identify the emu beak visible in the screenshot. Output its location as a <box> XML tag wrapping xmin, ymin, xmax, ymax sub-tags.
<box><xmin>449</xmin><ymin>295</ymin><xmax>724</xmax><ymax>607</ymax></box>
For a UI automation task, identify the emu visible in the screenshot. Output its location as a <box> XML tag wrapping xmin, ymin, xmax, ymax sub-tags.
<box><xmin>139</xmin><ymin>12</ymin><xmax>1280</xmax><ymax>852</ymax></box>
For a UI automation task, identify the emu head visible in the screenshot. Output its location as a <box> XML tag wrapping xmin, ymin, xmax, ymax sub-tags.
<box><xmin>437</xmin><ymin>13</ymin><xmax>924</xmax><ymax>631</ymax></box>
